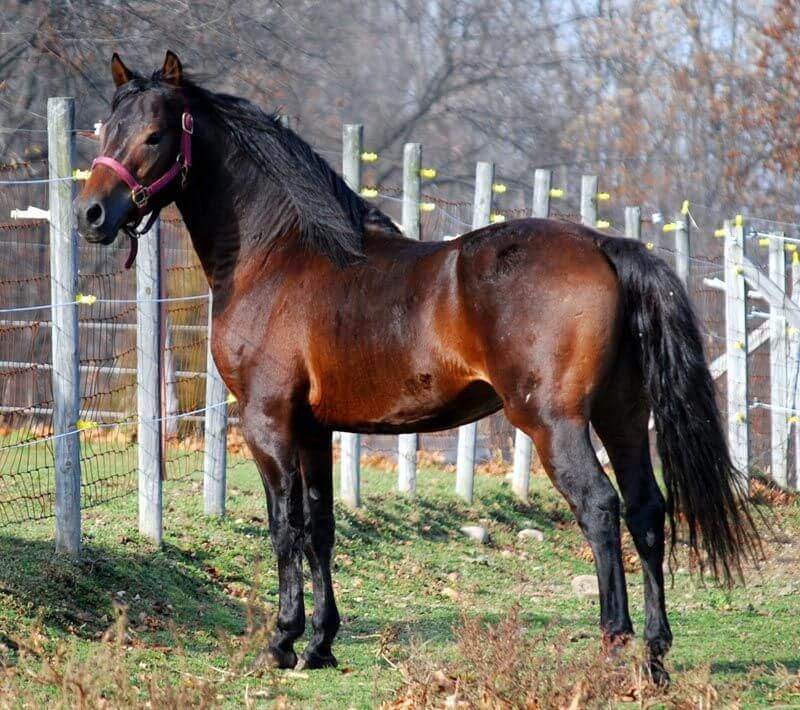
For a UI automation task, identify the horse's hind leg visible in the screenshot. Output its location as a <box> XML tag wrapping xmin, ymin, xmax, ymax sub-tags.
<box><xmin>592</xmin><ymin>366</ymin><xmax>672</xmax><ymax>686</ymax></box>
<box><xmin>297</xmin><ymin>426</ymin><xmax>340</xmax><ymax>669</ymax></box>
<box><xmin>506</xmin><ymin>404</ymin><xmax>634</xmax><ymax>646</ymax></box>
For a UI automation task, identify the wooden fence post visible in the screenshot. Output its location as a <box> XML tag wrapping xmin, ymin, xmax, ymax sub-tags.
<box><xmin>340</xmin><ymin>124</ymin><xmax>362</xmax><ymax>508</ymax></box>
<box><xmin>456</xmin><ymin>161</ymin><xmax>494</xmax><ymax>503</ymax></box>
<box><xmin>624</xmin><ymin>206</ymin><xmax>641</xmax><ymax>240</ymax></box>
<box><xmin>204</xmin><ymin>292</ymin><xmax>228</xmax><ymax>516</ymax></box>
<box><xmin>791</xmin><ymin>251</ymin><xmax>800</xmax><ymax>490</ymax></box>
<box><xmin>398</xmin><ymin>142</ymin><xmax>421</xmax><ymax>496</ymax></box>
<box><xmin>724</xmin><ymin>218</ymin><xmax>750</xmax><ymax>485</ymax></box>
<box><xmin>769</xmin><ymin>233</ymin><xmax>789</xmax><ymax>487</ymax></box>
<box><xmin>511</xmin><ymin>168</ymin><xmax>550</xmax><ymax>501</ymax></box>
<box><xmin>162</xmin><ymin>318</ymin><xmax>179</xmax><ymax>439</ymax></box>
<box><xmin>48</xmin><ymin>97</ymin><xmax>81</xmax><ymax>557</ymax></box>
<box><xmin>137</xmin><ymin>219</ymin><xmax>163</xmax><ymax>544</ymax></box>
<box><xmin>675</xmin><ymin>212</ymin><xmax>691</xmax><ymax>285</ymax></box>
<box><xmin>580</xmin><ymin>175</ymin><xmax>598</xmax><ymax>227</ymax></box>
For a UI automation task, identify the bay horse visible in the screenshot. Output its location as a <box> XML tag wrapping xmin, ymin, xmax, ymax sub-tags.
<box><xmin>75</xmin><ymin>52</ymin><xmax>759</xmax><ymax>683</ymax></box>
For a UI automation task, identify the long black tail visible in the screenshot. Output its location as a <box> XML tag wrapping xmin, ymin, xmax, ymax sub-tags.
<box><xmin>597</xmin><ymin>235</ymin><xmax>761</xmax><ymax>583</ymax></box>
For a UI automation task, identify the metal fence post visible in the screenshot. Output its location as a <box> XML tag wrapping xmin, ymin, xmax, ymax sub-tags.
<box><xmin>624</xmin><ymin>206</ymin><xmax>641</xmax><ymax>240</ymax></box>
<box><xmin>724</xmin><ymin>218</ymin><xmax>749</xmax><ymax>484</ymax></box>
<box><xmin>456</xmin><ymin>161</ymin><xmax>494</xmax><ymax>503</ymax></box>
<box><xmin>398</xmin><ymin>142</ymin><xmax>421</xmax><ymax>496</ymax></box>
<box><xmin>511</xmin><ymin>168</ymin><xmax>550</xmax><ymax>501</ymax></box>
<box><xmin>340</xmin><ymin>124</ymin><xmax>362</xmax><ymax>508</ymax></box>
<box><xmin>48</xmin><ymin>97</ymin><xmax>81</xmax><ymax>557</ymax></box>
<box><xmin>136</xmin><ymin>219</ymin><xmax>163</xmax><ymax>544</ymax></box>
<box><xmin>768</xmin><ymin>233</ymin><xmax>788</xmax><ymax>487</ymax></box>
<box><xmin>580</xmin><ymin>175</ymin><xmax>598</xmax><ymax>227</ymax></box>
<box><xmin>204</xmin><ymin>291</ymin><xmax>228</xmax><ymax>515</ymax></box>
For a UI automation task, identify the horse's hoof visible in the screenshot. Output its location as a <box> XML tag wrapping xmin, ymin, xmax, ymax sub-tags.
<box><xmin>646</xmin><ymin>661</ymin><xmax>671</xmax><ymax>688</ymax></box>
<box><xmin>259</xmin><ymin>646</ymin><xmax>298</xmax><ymax>669</ymax></box>
<box><xmin>297</xmin><ymin>650</ymin><xmax>338</xmax><ymax>670</ymax></box>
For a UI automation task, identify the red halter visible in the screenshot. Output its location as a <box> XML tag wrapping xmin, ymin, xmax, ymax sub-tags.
<box><xmin>92</xmin><ymin>109</ymin><xmax>193</xmax><ymax>209</ymax></box>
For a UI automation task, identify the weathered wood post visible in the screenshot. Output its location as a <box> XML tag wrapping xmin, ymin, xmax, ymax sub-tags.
<box><xmin>769</xmin><ymin>234</ymin><xmax>789</xmax><ymax>487</ymax></box>
<box><xmin>136</xmin><ymin>219</ymin><xmax>163</xmax><ymax>544</ymax></box>
<box><xmin>724</xmin><ymin>218</ymin><xmax>750</xmax><ymax>485</ymax></box>
<box><xmin>340</xmin><ymin>124</ymin><xmax>362</xmax><ymax>508</ymax></box>
<box><xmin>455</xmin><ymin>161</ymin><xmax>494</xmax><ymax>503</ymax></box>
<box><xmin>162</xmin><ymin>319</ymin><xmax>179</xmax><ymax>439</ymax></box>
<box><xmin>674</xmin><ymin>209</ymin><xmax>691</xmax><ymax>285</ymax></box>
<box><xmin>791</xmin><ymin>250</ymin><xmax>800</xmax><ymax>489</ymax></box>
<box><xmin>398</xmin><ymin>142</ymin><xmax>422</xmax><ymax>496</ymax></box>
<box><xmin>48</xmin><ymin>97</ymin><xmax>81</xmax><ymax>557</ymax></box>
<box><xmin>204</xmin><ymin>291</ymin><xmax>228</xmax><ymax>516</ymax></box>
<box><xmin>511</xmin><ymin>168</ymin><xmax>550</xmax><ymax>501</ymax></box>
<box><xmin>580</xmin><ymin>175</ymin><xmax>598</xmax><ymax>227</ymax></box>
<box><xmin>624</xmin><ymin>206</ymin><xmax>641</xmax><ymax>240</ymax></box>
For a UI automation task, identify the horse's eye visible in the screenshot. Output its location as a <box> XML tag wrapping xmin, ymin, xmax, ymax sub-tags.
<box><xmin>145</xmin><ymin>132</ymin><xmax>162</xmax><ymax>145</ymax></box>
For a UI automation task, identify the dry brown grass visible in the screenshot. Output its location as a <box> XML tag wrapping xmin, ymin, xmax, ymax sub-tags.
<box><xmin>0</xmin><ymin>584</ymin><xmax>284</xmax><ymax>709</ymax></box>
<box><xmin>383</xmin><ymin>606</ymin><xmax>745</xmax><ymax>710</ymax></box>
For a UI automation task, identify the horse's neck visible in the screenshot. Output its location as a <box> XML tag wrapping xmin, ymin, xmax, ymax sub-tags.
<box><xmin>174</xmin><ymin>130</ymin><xmax>265</xmax><ymax>299</ymax></box>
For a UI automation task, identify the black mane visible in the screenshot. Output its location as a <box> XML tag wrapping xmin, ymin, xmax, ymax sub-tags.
<box><xmin>113</xmin><ymin>69</ymin><xmax>400</xmax><ymax>266</ymax></box>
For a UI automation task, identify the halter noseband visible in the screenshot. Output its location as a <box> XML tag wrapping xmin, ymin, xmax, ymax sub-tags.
<box><xmin>91</xmin><ymin>108</ymin><xmax>193</xmax><ymax>210</ymax></box>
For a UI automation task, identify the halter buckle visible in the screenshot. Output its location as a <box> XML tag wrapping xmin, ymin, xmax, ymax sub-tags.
<box><xmin>182</xmin><ymin>112</ymin><xmax>194</xmax><ymax>134</ymax></box>
<box><xmin>132</xmin><ymin>186</ymin><xmax>149</xmax><ymax>208</ymax></box>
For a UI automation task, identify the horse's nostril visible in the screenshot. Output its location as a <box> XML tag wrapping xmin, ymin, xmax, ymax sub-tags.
<box><xmin>86</xmin><ymin>202</ymin><xmax>104</xmax><ymax>227</ymax></box>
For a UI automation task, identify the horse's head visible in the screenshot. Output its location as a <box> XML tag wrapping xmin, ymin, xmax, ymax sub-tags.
<box><xmin>75</xmin><ymin>51</ymin><xmax>190</xmax><ymax>246</ymax></box>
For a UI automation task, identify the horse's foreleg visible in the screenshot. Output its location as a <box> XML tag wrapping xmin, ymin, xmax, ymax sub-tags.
<box><xmin>297</xmin><ymin>431</ymin><xmax>340</xmax><ymax>669</ymax></box>
<box><xmin>243</xmin><ymin>405</ymin><xmax>305</xmax><ymax>669</ymax></box>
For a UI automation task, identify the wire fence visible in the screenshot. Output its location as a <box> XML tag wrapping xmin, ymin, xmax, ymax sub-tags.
<box><xmin>1</xmin><ymin>118</ymin><xmax>799</xmax><ymax>535</ymax></box>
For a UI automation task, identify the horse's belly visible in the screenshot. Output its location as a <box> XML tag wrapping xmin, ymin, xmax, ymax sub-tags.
<box><xmin>310</xmin><ymin>378</ymin><xmax>503</xmax><ymax>434</ymax></box>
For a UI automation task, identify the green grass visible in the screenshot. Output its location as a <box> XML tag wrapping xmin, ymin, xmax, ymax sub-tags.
<box><xmin>0</xmin><ymin>460</ymin><xmax>798</xmax><ymax>707</ymax></box>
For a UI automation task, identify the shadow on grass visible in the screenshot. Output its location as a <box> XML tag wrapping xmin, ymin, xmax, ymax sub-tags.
<box><xmin>331</xmin><ymin>486</ymin><xmax>569</xmax><ymax>547</ymax></box>
<box><xmin>0</xmin><ymin>534</ymin><xmax>249</xmax><ymax>647</ymax></box>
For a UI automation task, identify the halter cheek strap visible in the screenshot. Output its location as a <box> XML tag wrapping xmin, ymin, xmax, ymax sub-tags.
<box><xmin>91</xmin><ymin>109</ymin><xmax>193</xmax><ymax>209</ymax></box>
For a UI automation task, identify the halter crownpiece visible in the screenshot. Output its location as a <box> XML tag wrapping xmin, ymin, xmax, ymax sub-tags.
<box><xmin>91</xmin><ymin>107</ymin><xmax>193</xmax><ymax>210</ymax></box>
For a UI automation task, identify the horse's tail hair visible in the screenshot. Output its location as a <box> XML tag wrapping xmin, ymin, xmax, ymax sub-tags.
<box><xmin>597</xmin><ymin>235</ymin><xmax>761</xmax><ymax>583</ymax></box>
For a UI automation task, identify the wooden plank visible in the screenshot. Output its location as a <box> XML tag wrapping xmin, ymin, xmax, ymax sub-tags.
<box><xmin>456</xmin><ymin>161</ymin><xmax>494</xmax><ymax>503</ymax></box>
<box><xmin>339</xmin><ymin>124</ymin><xmax>362</xmax><ymax>508</ymax></box>
<box><xmin>136</xmin><ymin>219</ymin><xmax>163</xmax><ymax>544</ymax></box>
<box><xmin>48</xmin><ymin>96</ymin><xmax>81</xmax><ymax>557</ymax></box>
<box><xmin>398</xmin><ymin>142</ymin><xmax>422</xmax><ymax>496</ymax></box>
<box><xmin>204</xmin><ymin>291</ymin><xmax>228</xmax><ymax>516</ymax></box>
<box><xmin>511</xmin><ymin>168</ymin><xmax>550</xmax><ymax>502</ymax></box>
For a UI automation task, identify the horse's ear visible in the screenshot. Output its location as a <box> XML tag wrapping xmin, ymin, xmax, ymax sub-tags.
<box><xmin>161</xmin><ymin>50</ymin><xmax>183</xmax><ymax>86</ymax></box>
<box><xmin>111</xmin><ymin>53</ymin><xmax>133</xmax><ymax>87</ymax></box>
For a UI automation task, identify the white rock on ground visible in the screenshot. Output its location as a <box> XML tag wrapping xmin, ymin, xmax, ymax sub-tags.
<box><xmin>460</xmin><ymin>525</ymin><xmax>489</xmax><ymax>544</ymax></box>
<box><xmin>571</xmin><ymin>574</ymin><xmax>600</xmax><ymax>598</ymax></box>
<box><xmin>517</xmin><ymin>528</ymin><xmax>545</xmax><ymax>542</ymax></box>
